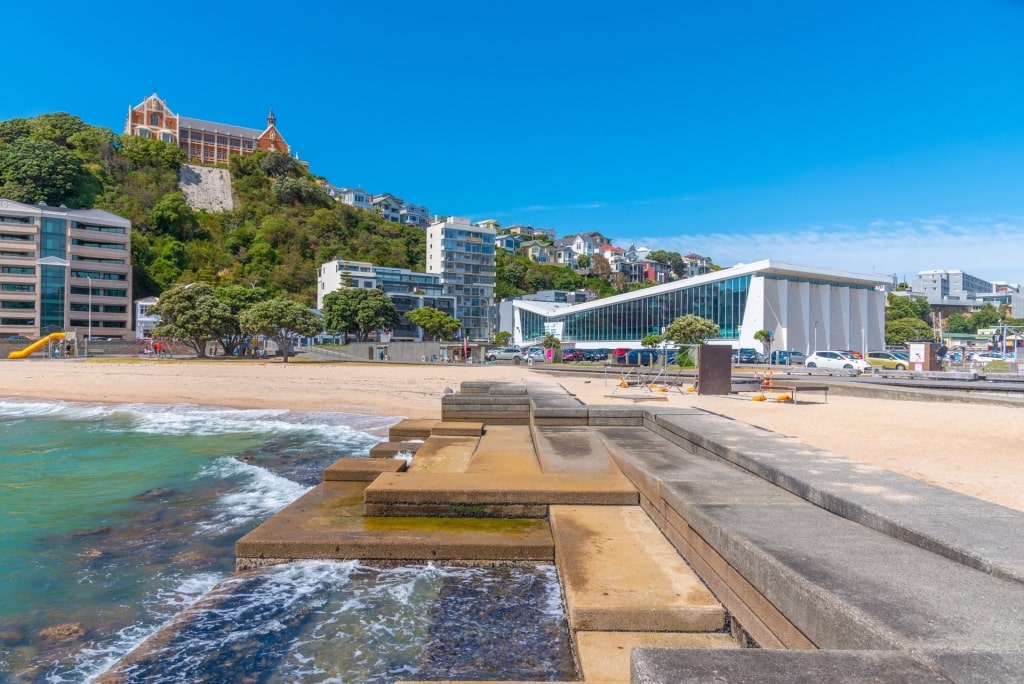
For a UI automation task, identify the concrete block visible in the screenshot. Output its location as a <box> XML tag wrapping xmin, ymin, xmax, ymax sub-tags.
<box><xmin>323</xmin><ymin>458</ymin><xmax>406</xmax><ymax>481</ymax></box>
<box><xmin>389</xmin><ymin>419</ymin><xmax>438</xmax><ymax>441</ymax></box>
<box><xmin>550</xmin><ymin>505</ymin><xmax>724</xmax><ymax>633</ymax></box>
<box><xmin>368</xmin><ymin>441</ymin><xmax>422</xmax><ymax>459</ymax></box>
<box><xmin>575</xmin><ymin>631</ymin><xmax>737</xmax><ymax>684</ymax></box>
<box><xmin>430</xmin><ymin>421</ymin><xmax>484</xmax><ymax>436</ymax></box>
<box><xmin>631</xmin><ymin>649</ymin><xmax>952</xmax><ymax>684</ymax></box>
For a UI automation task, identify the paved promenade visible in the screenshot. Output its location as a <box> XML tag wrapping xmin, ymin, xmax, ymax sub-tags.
<box><xmin>236</xmin><ymin>378</ymin><xmax>1024</xmax><ymax>683</ymax></box>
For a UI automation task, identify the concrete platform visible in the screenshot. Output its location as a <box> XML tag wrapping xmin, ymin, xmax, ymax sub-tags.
<box><xmin>576</xmin><ymin>631</ymin><xmax>737</xmax><ymax>684</ymax></box>
<box><xmin>405</xmin><ymin>435</ymin><xmax>479</xmax><ymax>473</ymax></box>
<box><xmin>550</xmin><ymin>505</ymin><xmax>725</xmax><ymax>633</ymax></box>
<box><xmin>323</xmin><ymin>457</ymin><xmax>407</xmax><ymax>481</ymax></box>
<box><xmin>631</xmin><ymin>649</ymin><xmax>955</xmax><ymax>684</ymax></box>
<box><xmin>235</xmin><ymin>481</ymin><xmax>554</xmax><ymax>568</ymax></box>
<box><xmin>430</xmin><ymin>420</ymin><xmax>485</xmax><ymax>436</ymax></box>
<box><xmin>363</xmin><ymin>472</ymin><xmax>638</xmax><ymax>518</ymax></box>
<box><xmin>466</xmin><ymin>425</ymin><xmax>541</xmax><ymax>474</ymax></box>
<box><xmin>368</xmin><ymin>440</ymin><xmax>423</xmax><ymax>459</ymax></box>
<box><xmin>389</xmin><ymin>419</ymin><xmax>438</xmax><ymax>441</ymax></box>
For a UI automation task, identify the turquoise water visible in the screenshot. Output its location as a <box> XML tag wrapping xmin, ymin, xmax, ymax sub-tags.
<box><xmin>0</xmin><ymin>399</ymin><xmax>575</xmax><ymax>683</ymax></box>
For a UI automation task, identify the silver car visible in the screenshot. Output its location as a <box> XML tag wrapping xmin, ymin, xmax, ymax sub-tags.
<box><xmin>485</xmin><ymin>346</ymin><xmax>524</xmax><ymax>362</ymax></box>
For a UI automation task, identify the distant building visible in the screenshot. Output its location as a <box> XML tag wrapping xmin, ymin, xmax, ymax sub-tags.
<box><xmin>125</xmin><ymin>93</ymin><xmax>292</xmax><ymax>165</ymax></box>
<box><xmin>913</xmin><ymin>269</ymin><xmax>994</xmax><ymax>304</ymax></box>
<box><xmin>400</xmin><ymin>202</ymin><xmax>430</xmax><ymax>228</ymax></box>
<box><xmin>317</xmin><ymin>259</ymin><xmax>457</xmax><ymax>341</ymax></box>
<box><xmin>372</xmin><ymin>193</ymin><xmax>403</xmax><ymax>223</ymax></box>
<box><xmin>0</xmin><ymin>199</ymin><xmax>132</xmax><ymax>340</ymax></box>
<box><xmin>326</xmin><ymin>186</ymin><xmax>374</xmax><ymax>212</ymax></box>
<box><xmin>427</xmin><ymin>216</ymin><xmax>496</xmax><ymax>341</ymax></box>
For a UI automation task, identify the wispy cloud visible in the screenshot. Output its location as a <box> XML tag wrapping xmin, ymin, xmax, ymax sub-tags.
<box><xmin>518</xmin><ymin>202</ymin><xmax>607</xmax><ymax>212</ymax></box>
<box><xmin>635</xmin><ymin>216</ymin><xmax>1024</xmax><ymax>285</ymax></box>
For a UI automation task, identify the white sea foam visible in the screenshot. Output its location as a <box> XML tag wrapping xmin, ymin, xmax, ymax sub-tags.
<box><xmin>197</xmin><ymin>457</ymin><xmax>311</xmax><ymax>532</ymax></box>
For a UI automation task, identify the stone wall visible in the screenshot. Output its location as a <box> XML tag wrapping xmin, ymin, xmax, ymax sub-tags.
<box><xmin>178</xmin><ymin>164</ymin><xmax>234</xmax><ymax>212</ymax></box>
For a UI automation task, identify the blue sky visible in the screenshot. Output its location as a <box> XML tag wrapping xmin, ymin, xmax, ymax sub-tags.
<box><xmin>6</xmin><ymin>1</ymin><xmax>1024</xmax><ymax>285</ymax></box>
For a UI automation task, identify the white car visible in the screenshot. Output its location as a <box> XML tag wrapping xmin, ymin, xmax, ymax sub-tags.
<box><xmin>804</xmin><ymin>350</ymin><xmax>872</xmax><ymax>374</ymax></box>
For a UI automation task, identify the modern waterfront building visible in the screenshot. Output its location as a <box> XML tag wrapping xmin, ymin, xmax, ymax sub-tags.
<box><xmin>913</xmin><ymin>269</ymin><xmax>994</xmax><ymax>305</ymax></box>
<box><xmin>317</xmin><ymin>259</ymin><xmax>457</xmax><ymax>341</ymax></box>
<box><xmin>426</xmin><ymin>216</ymin><xmax>496</xmax><ymax>341</ymax></box>
<box><xmin>0</xmin><ymin>199</ymin><xmax>132</xmax><ymax>340</ymax></box>
<box><xmin>507</xmin><ymin>260</ymin><xmax>888</xmax><ymax>353</ymax></box>
<box><xmin>124</xmin><ymin>93</ymin><xmax>292</xmax><ymax>165</ymax></box>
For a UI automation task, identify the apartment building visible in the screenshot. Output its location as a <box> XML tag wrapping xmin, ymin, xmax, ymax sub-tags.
<box><xmin>125</xmin><ymin>93</ymin><xmax>291</xmax><ymax>165</ymax></box>
<box><xmin>0</xmin><ymin>199</ymin><xmax>132</xmax><ymax>340</ymax></box>
<box><xmin>426</xmin><ymin>216</ymin><xmax>496</xmax><ymax>341</ymax></box>
<box><xmin>317</xmin><ymin>258</ymin><xmax>457</xmax><ymax>341</ymax></box>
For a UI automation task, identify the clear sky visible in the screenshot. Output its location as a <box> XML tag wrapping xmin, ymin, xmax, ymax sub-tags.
<box><xmin>6</xmin><ymin>1</ymin><xmax>1024</xmax><ymax>285</ymax></box>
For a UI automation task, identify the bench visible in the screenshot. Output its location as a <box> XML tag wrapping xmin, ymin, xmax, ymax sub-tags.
<box><xmin>760</xmin><ymin>383</ymin><xmax>829</xmax><ymax>404</ymax></box>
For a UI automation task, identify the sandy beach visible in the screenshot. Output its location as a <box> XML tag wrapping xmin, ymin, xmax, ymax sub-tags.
<box><xmin>3</xmin><ymin>358</ymin><xmax>1022</xmax><ymax>512</ymax></box>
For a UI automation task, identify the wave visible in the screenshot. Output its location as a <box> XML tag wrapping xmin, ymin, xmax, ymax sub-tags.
<box><xmin>196</xmin><ymin>457</ymin><xmax>312</xmax><ymax>533</ymax></box>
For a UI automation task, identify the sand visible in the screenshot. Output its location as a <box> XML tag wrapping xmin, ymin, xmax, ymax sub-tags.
<box><xmin>3</xmin><ymin>358</ymin><xmax>1022</xmax><ymax>513</ymax></box>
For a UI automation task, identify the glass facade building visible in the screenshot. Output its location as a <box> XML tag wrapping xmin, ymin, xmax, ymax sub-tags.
<box><xmin>510</xmin><ymin>260</ymin><xmax>889</xmax><ymax>354</ymax></box>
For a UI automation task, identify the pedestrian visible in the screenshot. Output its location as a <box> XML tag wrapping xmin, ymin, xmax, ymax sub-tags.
<box><xmin>154</xmin><ymin>341</ymin><xmax>163</xmax><ymax>358</ymax></box>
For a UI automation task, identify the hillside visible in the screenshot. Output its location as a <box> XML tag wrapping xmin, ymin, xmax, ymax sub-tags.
<box><xmin>0</xmin><ymin>113</ymin><xmax>427</xmax><ymax>304</ymax></box>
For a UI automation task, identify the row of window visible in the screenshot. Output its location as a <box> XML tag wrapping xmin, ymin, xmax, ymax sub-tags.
<box><xmin>0</xmin><ymin>251</ymin><xmax>33</xmax><ymax>258</ymax></box>
<box><xmin>72</xmin><ymin>221</ymin><xmax>127</xmax><ymax>235</ymax></box>
<box><xmin>70</xmin><ymin>303</ymin><xmax>127</xmax><ymax>313</ymax></box>
<box><xmin>0</xmin><ymin>215</ymin><xmax>34</xmax><ymax>225</ymax></box>
<box><xmin>72</xmin><ymin>239</ymin><xmax>126</xmax><ymax>250</ymax></box>
<box><xmin>1</xmin><ymin>317</ymin><xmax>34</xmax><ymax>325</ymax></box>
<box><xmin>72</xmin><ymin>256</ymin><xmax>126</xmax><ymax>265</ymax></box>
<box><xmin>0</xmin><ymin>233</ymin><xmax>33</xmax><ymax>241</ymax></box>
<box><xmin>518</xmin><ymin>275</ymin><xmax>753</xmax><ymax>343</ymax></box>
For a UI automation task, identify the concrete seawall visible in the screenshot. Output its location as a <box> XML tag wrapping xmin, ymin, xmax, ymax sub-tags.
<box><xmin>233</xmin><ymin>378</ymin><xmax>1023</xmax><ymax>681</ymax></box>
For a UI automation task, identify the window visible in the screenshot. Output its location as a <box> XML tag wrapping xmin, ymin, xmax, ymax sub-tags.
<box><xmin>0</xmin><ymin>215</ymin><xmax>33</xmax><ymax>225</ymax></box>
<box><xmin>1</xmin><ymin>301</ymin><xmax>34</xmax><ymax>309</ymax></box>
<box><xmin>72</xmin><ymin>239</ymin><xmax>126</xmax><ymax>250</ymax></box>
<box><xmin>1</xmin><ymin>266</ymin><xmax>35</xmax><ymax>275</ymax></box>
<box><xmin>150</xmin><ymin>113</ymin><xmax>159</xmax><ymax>126</ymax></box>
<box><xmin>1</xmin><ymin>317</ymin><xmax>34</xmax><ymax>325</ymax></box>
<box><xmin>2</xmin><ymin>283</ymin><xmax>34</xmax><ymax>292</ymax></box>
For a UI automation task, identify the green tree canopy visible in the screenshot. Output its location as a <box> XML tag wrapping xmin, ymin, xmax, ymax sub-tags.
<box><xmin>406</xmin><ymin>306</ymin><xmax>460</xmax><ymax>341</ymax></box>
<box><xmin>151</xmin><ymin>283</ymin><xmax>234</xmax><ymax>358</ymax></box>
<box><xmin>641</xmin><ymin>333</ymin><xmax>663</xmax><ymax>348</ymax></box>
<box><xmin>493</xmin><ymin>330</ymin><xmax>512</xmax><ymax>346</ymax></box>
<box><xmin>322</xmin><ymin>288</ymin><xmax>401</xmax><ymax>342</ymax></box>
<box><xmin>239</xmin><ymin>298</ymin><xmax>322</xmax><ymax>363</ymax></box>
<box><xmin>885</xmin><ymin>317</ymin><xmax>933</xmax><ymax>346</ymax></box>
<box><xmin>214</xmin><ymin>285</ymin><xmax>271</xmax><ymax>355</ymax></box>
<box><xmin>663</xmin><ymin>314</ymin><xmax>720</xmax><ymax>346</ymax></box>
<box><xmin>754</xmin><ymin>328</ymin><xmax>774</xmax><ymax>357</ymax></box>
<box><xmin>0</xmin><ymin>137</ymin><xmax>86</xmax><ymax>206</ymax></box>
<box><xmin>944</xmin><ymin>313</ymin><xmax>974</xmax><ymax>334</ymax></box>
<box><xmin>971</xmin><ymin>303</ymin><xmax>1001</xmax><ymax>330</ymax></box>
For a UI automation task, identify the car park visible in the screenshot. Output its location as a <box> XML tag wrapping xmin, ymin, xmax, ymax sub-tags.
<box><xmin>769</xmin><ymin>350</ymin><xmax>807</xmax><ymax>365</ymax></box>
<box><xmin>485</xmin><ymin>346</ymin><xmax>524</xmax><ymax>362</ymax></box>
<box><xmin>867</xmin><ymin>350</ymin><xmax>908</xmax><ymax>370</ymax></box>
<box><xmin>804</xmin><ymin>350</ymin><xmax>872</xmax><ymax>374</ymax></box>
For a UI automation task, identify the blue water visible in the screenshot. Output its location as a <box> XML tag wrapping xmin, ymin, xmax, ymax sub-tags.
<box><xmin>0</xmin><ymin>399</ymin><xmax>575</xmax><ymax>683</ymax></box>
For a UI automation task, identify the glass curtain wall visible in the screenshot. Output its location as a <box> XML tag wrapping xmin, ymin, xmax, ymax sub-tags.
<box><xmin>39</xmin><ymin>217</ymin><xmax>68</xmax><ymax>333</ymax></box>
<box><xmin>519</xmin><ymin>275</ymin><xmax>752</xmax><ymax>343</ymax></box>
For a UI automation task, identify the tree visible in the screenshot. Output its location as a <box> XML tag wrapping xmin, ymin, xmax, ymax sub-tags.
<box><xmin>0</xmin><ymin>137</ymin><xmax>85</xmax><ymax>205</ymax></box>
<box><xmin>239</xmin><ymin>298</ymin><xmax>322</xmax><ymax>363</ymax></box>
<box><xmin>663</xmin><ymin>314</ymin><xmax>720</xmax><ymax>346</ymax></box>
<box><xmin>590</xmin><ymin>253</ymin><xmax>612</xmax><ymax>279</ymax></box>
<box><xmin>754</xmin><ymin>328</ymin><xmax>774</xmax><ymax>360</ymax></box>
<box><xmin>214</xmin><ymin>285</ymin><xmax>270</xmax><ymax>356</ymax></box>
<box><xmin>322</xmin><ymin>288</ymin><xmax>400</xmax><ymax>342</ymax></box>
<box><xmin>886</xmin><ymin>317</ymin><xmax>933</xmax><ymax>346</ymax></box>
<box><xmin>151</xmin><ymin>283</ymin><xmax>234</xmax><ymax>358</ymax></box>
<box><xmin>493</xmin><ymin>330</ymin><xmax>513</xmax><ymax>346</ymax></box>
<box><xmin>641</xmin><ymin>333</ymin><xmax>663</xmax><ymax>348</ymax></box>
<box><xmin>406</xmin><ymin>306</ymin><xmax>461</xmax><ymax>341</ymax></box>
<box><xmin>648</xmin><ymin>250</ymin><xmax>685</xmax><ymax>281</ymax></box>
<box><xmin>575</xmin><ymin>254</ymin><xmax>591</xmax><ymax>271</ymax></box>
<box><xmin>971</xmin><ymin>303</ymin><xmax>1001</xmax><ymax>330</ymax></box>
<box><xmin>944</xmin><ymin>313</ymin><xmax>974</xmax><ymax>334</ymax></box>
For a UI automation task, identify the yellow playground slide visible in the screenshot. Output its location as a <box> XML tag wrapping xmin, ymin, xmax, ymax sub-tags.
<box><xmin>7</xmin><ymin>332</ymin><xmax>66</xmax><ymax>359</ymax></box>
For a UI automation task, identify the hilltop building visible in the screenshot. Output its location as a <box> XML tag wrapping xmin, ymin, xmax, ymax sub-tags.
<box><xmin>124</xmin><ymin>93</ymin><xmax>291</xmax><ymax>165</ymax></box>
<box><xmin>0</xmin><ymin>199</ymin><xmax>132</xmax><ymax>340</ymax></box>
<box><xmin>506</xmin><ymin>260</ymin><xmax>888</xmax><ymax>354</ymax></box>
<box><xmin>427</xmin><ymin>216</ymin><xmax>496</xmax><ymax>341</ymax></box>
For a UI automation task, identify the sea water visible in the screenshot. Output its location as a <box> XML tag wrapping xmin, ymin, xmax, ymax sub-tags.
<box><xmin>0</xmin><ymin>399</ymin><xmax>575</xmax><ymax>683</ymax></box>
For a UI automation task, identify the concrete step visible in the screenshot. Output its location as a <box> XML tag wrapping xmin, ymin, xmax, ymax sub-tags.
<box><xmin>389</xmin><ymin>419</ymin><xmax>438</xmax><ymax>441</ymax></box>
<box><xmin>550</xmin><ymin>505</ymin><xmax>725</xmax><ymax>633</ymax></box>
<box><xmin>533</xmin><ymin>425</ymin><xmax>621</xmax><ymax>474</ymax></box>
<box><xmin>323</xmin><ymin>458</ymin><xmax>406</xmax><ymax>481</ymax></box>
<box><xmin>364</xmin><ymin>472</ymin><xmax>638</xmax><ymax>518</ymax></box>
<box><xmin>235</xmin><ymin>481</ymin><xmax>554</xmax><ymax>568</ymax></box>
<box><xmin>368</xmin><ymin>440</ymin><xmax>423</xmax><ymax>459</ymax></box>
<box><xmin>467</xmin><ymin>425</ymin><xmax>541</xmax><ymax>475</ymax></box>
<box><xmin>576</xmin><ymin>631</ymin><xmax>737</xmax><ymax>684</ymax></box>
<box><xmin>406</xmin><ymin>435</ymin><xmax>479</xmax><ymax>473</ymax></box>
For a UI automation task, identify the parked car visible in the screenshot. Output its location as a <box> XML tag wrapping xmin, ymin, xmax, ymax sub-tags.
<box><xmin>582</xmin><ymin>349</ymin><xmax>609</xmax><ymax>362</ymax></box>
<box><xmin>732</xmin><ymin>348</ymin><xmax>760</xmax><ymax>364</ymax></box>
<box><xmin>527</xmin><ymin>347</ymin><xmax>546</xmax><ymax>362</ymax></box>
<box><xmin>867</xmin><ymin>350</ymin><xmax>908</xmax><ymax>370</ymax></box>
<box><xmin>560</xmin><ymin>349</ymin><xmax>582</xmax><ymax>362</ymax></box>
<box><xmin>485</xmin><ymin>346</ymin><xmax>524</xmax><ymax>363</ymax></box>
<box><xmin>838</xmin><ymin>350</ymin><xmax>864</xmax><ymax>359</ymax></box>
<box><xmin>804</xmin><ymin>350</ymin><xmax>872</xmax><ymax>374</ymax></box>
<box><xmin>769</xmin><ymin>350</ymin><xmax>807</xmax><ymax>365</ymax></box>
<box><xmin>971</xmin><ymin>351</ymin><xmax>1013</xmax><ymax>363</ymax></box>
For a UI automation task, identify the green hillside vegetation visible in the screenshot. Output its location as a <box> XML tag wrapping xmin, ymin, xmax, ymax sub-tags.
<box><xmin>0</xmin><ymin>111</ymin><xmax>671</xmax><ymax>308</ymax></box>
<box><xmin>0</xmin><ymin>113</ymin><xmax>427</xmax><ymax>304</ymax></box>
